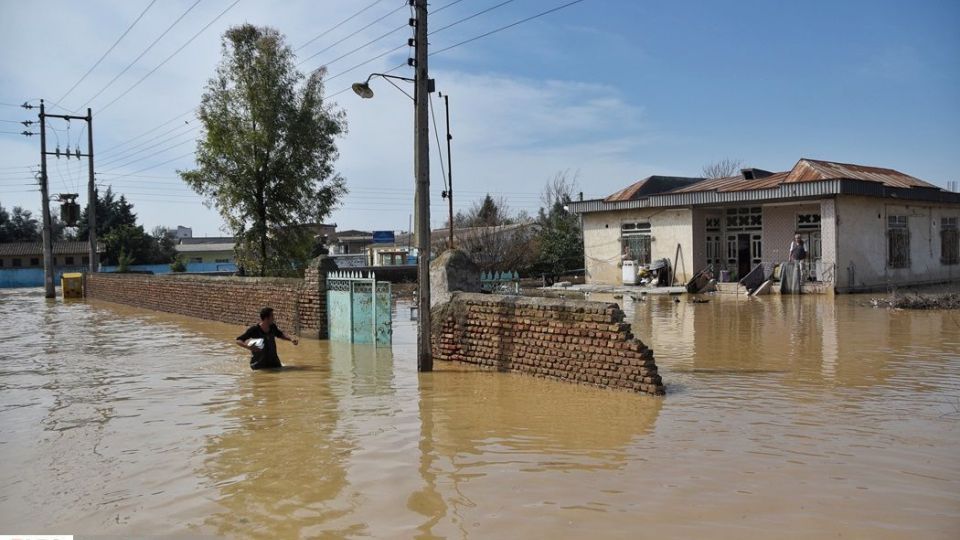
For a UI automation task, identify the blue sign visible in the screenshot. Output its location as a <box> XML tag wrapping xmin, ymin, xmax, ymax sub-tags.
<box><xmin>372</xmin><ymin>230</ymin><xmax>395</xmax><ymax>244</ymax></box>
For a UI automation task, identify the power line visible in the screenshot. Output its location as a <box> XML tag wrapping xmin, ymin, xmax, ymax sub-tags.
<box><xmin>430</xmin><ymin>0</ymin><xmax>515</xmax><ymax>35</ymax></box>
<box><xmin>97</xmin><ymin>125</ymin><xmax>200</xmax><ymax>166</ymax></box>
<box><xmin>430</xmin><ymin>0</ymin><xmax>589</xmax><ymax>57</ymax></box>
<box><xmin>57</xmin><ymin>0</ymin><xmax>159</xmax><ymax>105</ymax></box>
<box><xmin>99</xmin><ymin>0</ymin><xmax>241</xmax><ymax>113</ymax></box>
<box><xmin>80</xmin><ymin>0</ymin><xmax>203</xmax><ymax>109</ymax></box>
<box><xmin>98</xmin><ymin>109</ymin><xmax>195</xmax><ymax>155</ymax></box>
<box><xmin>295</xmin><ymin>0</ymin><xmax>386</xmax><ymax>51</ymax></box>
<box><xmin>429</xmin><ymin>93</ymin><xmax>448</xmax><ymax>191</ymax></box>
<box><xmin>98</xmin><ymin>137</ymin><xmax>197</xmax><ymax>172</ymax></box>
<box><xmin>101</xmin><ymin>150</ymin><xmax>195</xmax><ymax>178</ymax></box>
<box><xmin>296</xmin><ymin>4</ymin><xmax>406</xmax><ymax>67</ymax></box>
<box><xmin>301</xmin><ymin>23</ymin><xmax>407</xmax><ymax>70</ymax></box>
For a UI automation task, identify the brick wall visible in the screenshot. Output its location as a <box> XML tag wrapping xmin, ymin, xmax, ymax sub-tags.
<box><xmin>86</xmin><ymin>271</ymin><xmax>326</xmax><ymax>338</ymax></box>
<box><xmin>432</xmin><ymin>293</ymin><xmax>665</xmax><ymax>396</ymax></box>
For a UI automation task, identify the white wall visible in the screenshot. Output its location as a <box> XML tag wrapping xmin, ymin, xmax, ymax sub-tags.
<box><xmin>835</xmin><ymin>196</ymin><xmax>960</xmax><ymax>291</ymax></box>
<box><xmin>582</xmin><ymin>208</ymin><xmax>694</xmax><ymax>285</ymax></box>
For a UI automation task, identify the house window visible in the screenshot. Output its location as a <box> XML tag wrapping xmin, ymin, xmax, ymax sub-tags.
<box><xmin>751</xmin><ymin>234</ymin><xmax>762</xmax><ymax>262</ymax></box>
<box><xmin>621</xmin><ymin>222</ymin><xmax>652</xmax><ymax>265</ymax></box>
<box><xmin>65</xmin><ymin>256</ymin><xmax>75</xmax><ymax>265</ymax></box>
<box><xmin>797</xmin><ymin>213</ymin><xmax>821</xmax><ymax>231</ymax></box>
<box><xmin>887</xmin><ymin>215</ymin><xmax>910</xmax><ymax>268</ymax></box>
<box><xmin>0</xmin><ymin>259</ymin><xmax>4</xmax><ymax>267</ymax></box>
<box><xmin>30</xmin><ymin>258</ymin><xmax>40</xmax><ymax>267</ymax></box>
<box><xmin>725</xmin><ymin>207</ymin><xmax>762</xmax><ymax>231</ymax></box>
<box><xmin>942</xmin><ymin>217</ymin><xmax>959</xmax><ymax>265</ymax></box>
<box><xmin>82</xmin><ymin>256</ymin><xmax>89</xmax><ymax>265</ymax></box>
<box><xmin>190</xmin><ymin>257</ymin><xmax>203</xmax><ymax>264</ymax></box>
<box><xmin>705</xmin><ymin>217</ymin><xmax>721</xmax><ymax>232</ymax></box>
<box><xmin>705</xmin><ymin>234</ymin><xmax>722</xmax><ymax>266</ymax></box>
<box><xmin>215</xmin><ymin>258</ymin><xmax>230</xmax><ymax>263</ymax></box>
<box><xmin>12</xmin><ymin>258</ymin><xmax>22</xmax><ymax>267</ymax></box>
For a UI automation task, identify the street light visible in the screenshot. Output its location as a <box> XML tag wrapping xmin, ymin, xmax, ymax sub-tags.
<box><xmin>353</xmin><ymin>68</ymin><xmax>435</xmax><ymax>372</ymax></box>
<box><xmin>351</xmin><ymin>73</ymin><xmax>419</xmax><ymax>101</ymax></box>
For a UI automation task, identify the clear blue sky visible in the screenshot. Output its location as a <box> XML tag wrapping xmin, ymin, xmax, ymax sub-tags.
<box><xmin>1</xmin><ymin>0</ymin><xmax>958</xmax><ymax>235</ymax></box>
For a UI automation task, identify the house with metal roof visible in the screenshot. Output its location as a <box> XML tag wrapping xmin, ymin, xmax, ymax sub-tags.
<box><xmin>0</xmin><ymin>241</ymin><xmax>103</xmax><ymax>269</ymax></box>
<box><xmin>567</xmin><ymin>158</ymin><xmax>960</xmax><ymax>293</ymax></box>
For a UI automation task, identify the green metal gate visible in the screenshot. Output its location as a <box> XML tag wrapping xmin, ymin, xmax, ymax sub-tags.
<box><xmin>327</xmin><ymin>271</ymin><xmax>392</xmax><ymax>346</ymax></box>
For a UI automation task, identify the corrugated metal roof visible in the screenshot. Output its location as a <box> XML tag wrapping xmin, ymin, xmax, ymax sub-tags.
<box><xmin>605</xmin><ymin>176</ymin><xmax>703</xmax><ymax>202</ymax></box>
<box><xmin>785</xmin><ymin>158</ymin><xmax>938</xmax><ymax>189</ymax></box>
<box><xmin>0</xmin><ymin>241</ymin><xmax>105</xmax><ymax>257</ymax></box>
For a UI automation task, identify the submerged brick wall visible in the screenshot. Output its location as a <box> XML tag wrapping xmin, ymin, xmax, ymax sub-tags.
<box><xmin>86</xmin><ymin>271</ymin><xmax>326</xmax><ymax>338</ymax></box>
<box><xmin>432</xmin><ymin>293</ymin><xmax>665</xmax><ymax>396</ymax></box>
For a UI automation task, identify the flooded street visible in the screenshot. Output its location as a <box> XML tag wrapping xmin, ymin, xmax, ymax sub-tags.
<box><xmin>1</xmin><ymin>288</ymin><xmax>958</xmax><ymax>539</ymax></box>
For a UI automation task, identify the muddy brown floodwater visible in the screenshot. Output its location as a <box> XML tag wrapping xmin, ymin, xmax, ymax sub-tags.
<box><xmin>0</xmin><ymin>288</ymin><xmax>958</xmax><ymax>539</ymax></box>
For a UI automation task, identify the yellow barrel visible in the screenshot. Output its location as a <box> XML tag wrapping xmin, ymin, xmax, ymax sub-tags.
<box><xmin>61</xmin><ymin>272</ymin><xmax>84</xmax><ymax>298</ymax></box>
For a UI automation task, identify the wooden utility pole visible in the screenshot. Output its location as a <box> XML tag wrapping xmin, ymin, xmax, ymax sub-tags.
<box><xmin>439</xmin><ymin>92</ymin><xmax>453</xmax><ymax>249</ymax></box>
<box><xmin>38</xmin><ymin>100</ymin><xmax>55</xmax><ymax>298</ymax></box>
<box><xmin>86</xmin><ymin>107</ymin><xmax>97</xmax><ymax>272</ymax></box>
<box><xmin>414</xmin><ymin>0</ymin><xmax>433</xmax><ymax>372</ymax></box>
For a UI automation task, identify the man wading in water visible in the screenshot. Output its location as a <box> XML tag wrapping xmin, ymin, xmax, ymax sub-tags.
<box><xmin>236</xmin><ymin>307</ymin><xmax>298</xmax><ymax>369</ymax></box>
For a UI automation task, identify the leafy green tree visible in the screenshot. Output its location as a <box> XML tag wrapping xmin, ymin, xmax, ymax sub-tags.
<box><xmin>180</xmin><ymin>24</ymin><xmax>346</xmax><ymax>276</ymax></box>
<box><xmin>0</xmin><ymin>205</ymin><xmax>41</xmax><ymax>242</ymax></box>
<box><xmin>534</xmin><ymin>172</ymin><xmax>583</xmax><ymax>277</ymax></box>
<box><xmin>76</xmin><ymin>187</ymin><xmax>137</xmax><ymax>241</ymax></box>
<box><xmin>170</xmin><ymin>256</ymin><xmax>187</xmax><ymax>272</ymax></box>
<box><xmin>150</xmin><ymin>226</ymin><xmax>179</xmax><ymax>263</ymax></box>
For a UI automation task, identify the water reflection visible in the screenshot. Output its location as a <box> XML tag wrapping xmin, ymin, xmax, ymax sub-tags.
<box><xmin>0</xmin><ymin>288</ymin><xmax>957</xmax><ymax>538</ymax></box>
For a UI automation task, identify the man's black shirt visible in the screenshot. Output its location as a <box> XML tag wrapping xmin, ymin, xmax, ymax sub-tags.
<box><xmin>237</xmin><ymin>323</ymin><xmax>286</xmax><ymax>369</ymax></box>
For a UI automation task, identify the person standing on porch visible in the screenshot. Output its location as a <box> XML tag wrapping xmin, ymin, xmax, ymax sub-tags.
<box><xmin>789</xmin><ymin>234</ymin><xmax>807</xmax><ymax>280</ymax></box>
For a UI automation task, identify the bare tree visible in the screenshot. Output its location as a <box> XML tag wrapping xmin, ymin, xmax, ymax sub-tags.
<box><xmin>701</xmin><ymin>158</ymin><xmax>743</xmax><ymax>179</ymax></box>
<box><xmin>445</xmin><ymin>223</ymin><xmax>537</xmax><ymax>272</ymax></box>
<box><xmin>540</xmin><ymin>169</ymin><xmax>581</xmax><ymax>208</ymax></box>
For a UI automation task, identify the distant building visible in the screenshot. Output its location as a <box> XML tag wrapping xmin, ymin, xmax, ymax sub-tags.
<box><xmin>332</xmin><ymin>230</ymin><xmax>373</xmax><ymax>255</ymax></box>
<box><xmin>568</xmin><ymin>158</ymin><xmax>960</xmax><ymax>292</ymax></box>
<box><xmin>175</xmin><ymin>237</ymin><xmax>235</xmax><ymax>264</ymax></box>
<box><xmin>0</xmin><ymin>241</ymin><xmax>104</xmax><ymax>269</ymax></box>
<box><xmin>174</xmin><ymin>226</ymin><xmax>193</xmax><ymax>239</ymax></box>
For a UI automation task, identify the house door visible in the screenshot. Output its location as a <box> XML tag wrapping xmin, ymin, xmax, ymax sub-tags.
<box><xmin>737</xmin><ymin>233</ymin><xmax>752</xmax><ymax>278</ymax></box>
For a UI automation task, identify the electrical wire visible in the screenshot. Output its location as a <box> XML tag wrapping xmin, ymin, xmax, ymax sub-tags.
<box><xmin>428</xmin><ymin>93</ymin><xmax>448</xmax><ymax>192</ymax></box>
<box><xmin>430</xmin><ymin>0</ymin><xmax>515</xmax><ymax>35</ymax></box>
<box><xmin>99</xmin><ymin>0</ymin><xmax>241</xmax><ymax>113</ymax></box>
<box><xmin>57</xmin><ymin>0</ymin><xmax>158</xmax><ymax>105</ymax></box>
<box><xmin>300</xmin><ymin>23</ymin><xmax>407</xmax><ymax>69</ymax></box>
<box><xmin>99</xmin><ymin>122</ymin><xmax>197</xmax><ymax>161</ymax></box>
<box><xmin>430</xmin><ymin>0</ymin><xmax>589</xmax><ymax>57</ymax></box>
<box><xmin>98</xmin><ymin>109</ymin><xmax>195</xmax><ymax>155</ymax></box>
<box><xmin>97</xmin><ymin>125</ymin><xmax>200</xmax><ymax>167</ymax></box>
<box><xmin>80</xmin><ymin>0</ymin><xmax>204</xmax><ymax>109</ymax></box>
<box><xmin>295</xmin><ymin>0</ymin><xmax>386</xmax><ymax>51</ymax></box>
<box><xmin>98</xmin><ymin>137</ymin><xmax>197</xmax><ymax>173</ymax></box>
<box><xmin>297</xmin><ymin>4</ymin><xmax>405</xmax><ymax>66</ymax></box>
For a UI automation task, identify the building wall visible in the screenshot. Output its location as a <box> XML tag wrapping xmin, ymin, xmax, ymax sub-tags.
<box><xmin>432</xmin><ymin>292</ymin><xmax>665</xmax><ymax>396</ymax></box>
<box><xmin>582</xmin><ymin>208</ymin><xmax>694</xmax><ymax>285</ymax></box>
<box><xmin>835</xmin><ymin>196</ymin><xmax>960</xmax><ymax>291</ymax></box>
<box><xmin>86</xmin><ymin>266</ymin><xmax>327</xmax><ymax>338</ymax></box>
<box><xmin>761</xmin><ymin>203</ymin><xmax>821</xmax><ymax>265</ymax></box>
<box><xmin>176</xmin><ymin>250</ymin><xmax>235</xmax><ymax>264</ymax></box>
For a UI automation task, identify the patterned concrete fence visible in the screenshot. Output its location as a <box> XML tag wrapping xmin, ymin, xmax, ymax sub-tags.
<box><xmin>432</xmin><ymin>292</ymin><xmax>665</xmax><ymax>396</ymax></box>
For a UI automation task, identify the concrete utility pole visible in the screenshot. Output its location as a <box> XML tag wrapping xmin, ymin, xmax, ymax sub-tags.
<box><xmin>37</xmin><ymin>100</ymin><xmax>98</xmax><ymax>297</ymax></box>
<box><xmin>413</xmin><ymin>0</ymin><xmax>433</xmax><ymax>372</ymax></box>
<box><xmin>38</xmin><ymin>101</ymin><xmax>55</xmax><ymax>298</ymax></box>
<box><xmin>86</xmin><ymin>108</ymin><xmax>97</xmax><ymax>272</ymax></box>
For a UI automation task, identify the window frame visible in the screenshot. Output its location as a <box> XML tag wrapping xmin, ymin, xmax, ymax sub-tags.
<box><xmin>941</xmin><ymin>217</ymin><xmax>959</xmax><ymax>266</ymax></box>
<box><xmin>887</xmin><ymin>215</ymin><xmax>910</xmax><ymax>269</ymax></box>
<box><xmin>621</xmin><ymin>222</ymin><xmax>652</xmax><ymax>265</ymax></box>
